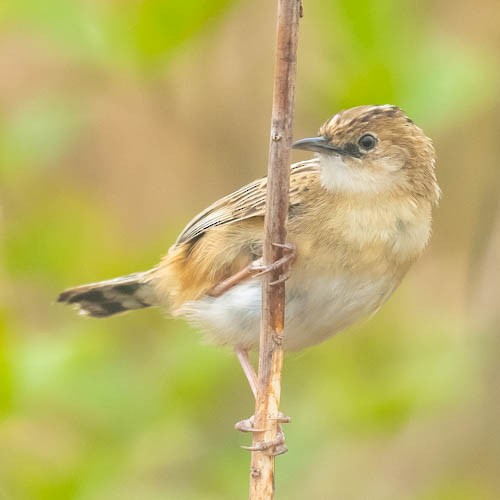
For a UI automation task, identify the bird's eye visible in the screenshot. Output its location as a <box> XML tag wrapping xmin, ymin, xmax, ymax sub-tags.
<box><xmin>358</xmin><ymin>134</ymin><xmax>377</xmax><ymax>150</ymax></box>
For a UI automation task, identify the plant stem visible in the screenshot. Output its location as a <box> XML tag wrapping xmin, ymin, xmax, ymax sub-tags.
<box><xmin>249</xmin><ymin>1</ymin><xmax>301</xmax><ymax>498</ymax></box>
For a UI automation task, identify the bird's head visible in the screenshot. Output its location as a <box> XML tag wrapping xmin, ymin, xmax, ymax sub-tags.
<box><xmin>292</xmin><ymin>105</ymin><xmax>440</xmax><ymax>204</ymax></box>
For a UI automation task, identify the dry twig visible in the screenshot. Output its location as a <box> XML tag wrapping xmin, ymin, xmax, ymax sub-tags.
<box><xmin>249</xmin><ymin>0</ymin><xmax>302</xmax><ymax>498</ymax></box>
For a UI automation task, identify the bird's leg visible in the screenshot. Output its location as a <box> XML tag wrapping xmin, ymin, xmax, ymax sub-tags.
<box><xmin>234</xmin><ymin>348</ymin><xmax>291</xmax><ymax>456</ymax></box>
<box><xmin>209</xmin><ymin>266</ymin><xmax>257</xmax><ymax>298</ymax></box>
<box><xmin>262</xmin><ymin>242</ymin><xmax>297</xmax><ymax>286</ymax></box>
<box><xmin>208</xmin><ymin>242</ymin><xmax>296</xmax><ymax>298</ymax></box>
<box><xmin>235</xmin><ymin>348</ymin><xmax>258</xmax><ymax>398</ymax></box>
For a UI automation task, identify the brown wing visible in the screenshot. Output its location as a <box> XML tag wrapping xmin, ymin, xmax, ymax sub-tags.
<box><xmin>174</xmin><ymin>159</ymin><xmax>320</xmax><ymax>247</ymax></box>
<box><xmin>154</xmin><ymin>159</ymin><xmax>321</xmax><ymax>310</ymax></box>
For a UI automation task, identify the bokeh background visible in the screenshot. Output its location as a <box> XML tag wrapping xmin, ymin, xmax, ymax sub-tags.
<box><xmin>0</xmin><ymin>0</ymin><xmax>499</xmax><ymax>498</ymax></box>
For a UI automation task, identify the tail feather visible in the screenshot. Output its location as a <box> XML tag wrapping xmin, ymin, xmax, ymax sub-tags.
<box><xmin>58</xmin><ymin>270</ymin><xmax>158</xmax><ymax>318</ymax></box>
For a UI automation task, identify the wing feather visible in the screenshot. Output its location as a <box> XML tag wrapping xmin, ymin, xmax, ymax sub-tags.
<box><xmin>175</xmin><ymin>159</ymin><xmax>320</xmax><ymax>246</ymax></box>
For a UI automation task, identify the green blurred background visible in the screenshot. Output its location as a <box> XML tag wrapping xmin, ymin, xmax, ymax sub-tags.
<box><xmin>0</xmin><ymin>0</ymin><xmax>499</xmax><ymax>498</ymax></box>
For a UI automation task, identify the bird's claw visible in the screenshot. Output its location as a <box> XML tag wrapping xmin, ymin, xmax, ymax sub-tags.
<box><xmin>235</xmin><ymin>413</ymin><xmax>291</xmax><ymax>456</ymax></box>
<box><xmin>241</xmin><ymin>429</ymin><xmax>288</xmax><ymax>456</ymax></box>
<box><xmin>269</xmin><ymin>413</ymin><xmax>291</xmax><ymax>424</ymax></box>
<box><xmin>234</xmin><ymin>415</ymin><xmax>266</xmax><ymax>433</ymax></box>
<box><xmin>252</xmin><ymin>242</ymin><xmax>297</xmax><ymax>284</ymax></box>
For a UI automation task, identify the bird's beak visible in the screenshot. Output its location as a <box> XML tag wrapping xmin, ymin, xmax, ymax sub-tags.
<box><xmin>291</xmin><ymin>136</ymin><xmax>342</xmax><ymax>154</ymax></box>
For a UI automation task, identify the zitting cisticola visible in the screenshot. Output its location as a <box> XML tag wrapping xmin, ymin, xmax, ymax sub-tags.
<box><xmin>59</xmin><ymin>105</ymin><xmax>440</xmax><ymax>451</ymax></box>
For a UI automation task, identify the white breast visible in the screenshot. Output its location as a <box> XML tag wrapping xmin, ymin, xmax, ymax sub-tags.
<box><xmin>320</xmin><ymin>154</ymin><xmax>398</xmax><ymax>194</ymax></box>
<box><xmin>178</xmin><ymin>273</ymin><xmax>398</xmax><ymax>351</ymax></box>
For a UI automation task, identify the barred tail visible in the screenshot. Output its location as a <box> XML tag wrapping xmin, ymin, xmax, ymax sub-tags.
<box><xmin>57</xmin><ymin>270</ymin><xmax>158</xmax><ymax>318</ymax></box>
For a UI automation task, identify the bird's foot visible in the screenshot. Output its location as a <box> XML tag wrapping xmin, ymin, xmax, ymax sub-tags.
<box><xmin>208</xmin><ymin>242</ymin><xmax>296</xmax><ymax>297</ymax></box>
<box><xmin>252</xmin><ymin>242</ymin><xmax>297</xmax><ymax>285</ymax></box>
<box><xmin>235</xmin><ymin>413</ymin><xmax>291</xmax><ymax>456</ymax></box>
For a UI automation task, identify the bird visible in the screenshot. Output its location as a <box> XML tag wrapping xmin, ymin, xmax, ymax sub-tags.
<box><xmin>58</xmin><ymin>104</ymin><xmax>440</xmax><ymax>453</ymax></box>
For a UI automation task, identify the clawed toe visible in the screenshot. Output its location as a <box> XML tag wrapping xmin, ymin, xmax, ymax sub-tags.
<box><xmin>269</xmin><ymin>412</ymin><xmax>291</xmax><ymax>424</ymax></box>
<box><xmin>234</xmin><ymin>416</ymin><xmax>266</xmax><ymax>433</ymax></box>
<box><xmin>241</xmin><ymin>429</ymin><xmax>288</xmax><ymax>456</ymax></box>
<box><xmin>235</xmin><ymin>413</ymin><xmax>291</xmax><ymax>432</ymax></box>
<box><xmin>253</xmin><ymin>242</ymin><xmax>297</xmax><ymax>283</ymax></box>
<box><xmin>235</xmin><ymin>413</ymin><xmax>291</xmax><ymax>456</ymax></box>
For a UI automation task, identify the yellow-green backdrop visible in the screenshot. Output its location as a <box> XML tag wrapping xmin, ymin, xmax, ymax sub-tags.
<box><xmin>0</xmin><ymin>0</ymin><xmax>499</xmax><ymax>498</ymax></box>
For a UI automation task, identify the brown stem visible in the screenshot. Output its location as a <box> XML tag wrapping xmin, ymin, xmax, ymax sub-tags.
<box><xmin>248</xmin><ymin>0</ymin><xmax>301</xmax><ymax>498</ymax></box>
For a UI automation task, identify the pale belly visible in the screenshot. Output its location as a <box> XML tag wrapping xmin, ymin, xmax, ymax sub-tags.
<box><xmin>178</xmin><ymin>273</ymin><xmax>400</xmax><ymax>351</ymax></box>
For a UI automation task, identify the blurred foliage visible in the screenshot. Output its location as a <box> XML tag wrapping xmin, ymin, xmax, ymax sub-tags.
<box><xmin>0</xmin><ymin>97</ymin><xmax>82</xmax><ymax>179</ymax></box>
<box><xmin>3</xmin><ymin>0</ymin><xmax>235</xmax><ymax>70</ymax></box>
<box><xmin>309</xmin><ymin>0</ymin><xmax>497</xmax><ymax>125</ymax></box>
<box><xmin>0</xmin><ymin>0</ymin><xmax>499</xmax><ymax>498</ymax></box>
